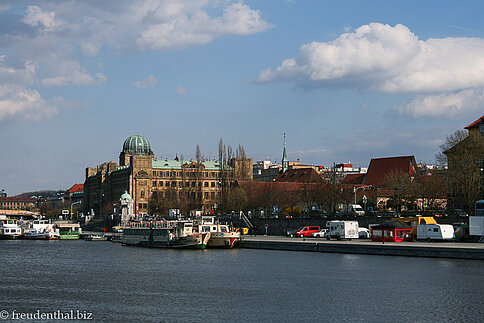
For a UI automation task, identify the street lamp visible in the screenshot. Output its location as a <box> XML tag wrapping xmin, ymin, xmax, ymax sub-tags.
<box><xmin>70</xmin><ymin>200</ymin><xmax>82</xmax><ymax>220</ymax></box>
<box><xmin>354</xmin><ymin>186</ymin><xmax>371</xmax><ymax>204</ymax></box>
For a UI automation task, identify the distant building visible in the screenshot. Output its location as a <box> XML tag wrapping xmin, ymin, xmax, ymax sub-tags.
<box><xmin>84</xmin><ymin>135</ymin><xmax>253</xmax><ymax>216</ymax></box>
<box><xmin>0</xmin><ymin>197</ymin><xmax>37</xmax><ymax>211</ymax></box>
<box><xmin>65</xmin><ymin>184</ymin><xmax>84</xmax><ymax>204</ymax></box>
<box><xmin>253</xmin><ymin>134</ymin><xmax>325</xmax><ymax>182</ymax></box>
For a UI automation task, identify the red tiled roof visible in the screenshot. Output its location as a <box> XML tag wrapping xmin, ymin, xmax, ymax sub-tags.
<box><xmin>275</xmin><ymin>168</ymin><xmax>323</xmax><ymax>183</ymax></box>
<box><xmin>363</xmin><ymin>156</ymin><xmax>416</xmax><ymax>187</ymax></box>
<box><xmin>341</xmin><ymin>173</ymin><xmax>365</xmax><ymax>184</ymax></box>
<box><xmin>68</xmin><ymin>184</ymin><xmax>84</xmax><ymax>194</ymax></box>
<box><xmin>465</xmin><ymin>115</ymin><xmax>484</xmax><ymax>129</ymax></box>
<box><xmin>0</xmin><ymin>197</ymin><xmax>36</xmax><ymax>202</ymax></box>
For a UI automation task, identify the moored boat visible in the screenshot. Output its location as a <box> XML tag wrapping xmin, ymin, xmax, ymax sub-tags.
<box><xmin>54</xmin><ymin>221</ymin><xmax>81</xmax><ymax>240</ymax></box>
<box><xmin>194</xmin><ymin>216</ymin><xmax>240</xmax><ymax>248</ymax></box>
<box><xmin>122</xmin><ymin>219</ymin><xmax>210</xmax><ymax>249</ymax></box>
<box><xmin>0</xmin><ymin>218</ymin><xmax>24</xmax><ymax>239</ymax></box>
<box><xmin>25</xmin><ymin>219</ymin><xmax>59</xmax><ymax>240</ymax></box>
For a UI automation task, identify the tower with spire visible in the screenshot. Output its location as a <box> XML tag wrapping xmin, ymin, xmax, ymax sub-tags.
<box><xmin>282</xmin><ymin>133</ymin><xmax>289</xmax><ymax>173</ymax></box>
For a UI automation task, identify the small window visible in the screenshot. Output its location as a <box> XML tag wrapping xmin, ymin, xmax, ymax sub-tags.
<box><xmin>159</xmin><ymin>181</ymin><xmax>163</xmax><ymax>187</ymax></box>
<box><xmin>433</xmin><ymin>228</ymin><xmax>439</xmax><ymax>232</ymax></box>
<box><xmin>204</xmin><ymin>182</ymin><xmax>209</xmax><ymax>187</ymax></box>
<box><xmin>152</xmin><ymin>181</ymin><xmax>157</xmax><ymax>187</ymax></box>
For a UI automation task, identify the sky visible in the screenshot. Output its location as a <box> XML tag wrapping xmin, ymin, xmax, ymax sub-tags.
<box><xmin>1</xmin><ymin>0</ymin><xmax>484</xmax><ymax>195</ymax></box>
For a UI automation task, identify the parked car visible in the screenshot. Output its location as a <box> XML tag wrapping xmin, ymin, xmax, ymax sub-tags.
<box><xmin>284</xmin><ymin>228</ymin><xmax>300</xmax><ymax>237</ymax></box>
<box><xmin>311</xmin><ymin>228</ymin><xmax>328</xmax><ymax>238</ymax></box>
<box><xmin>358</xmin><ymin>227</ymin><xmax>371</xmax><ymax>239</ymax></box>
<box><xmin>295</xmin><ymin>226</ymin><xmax>321</xmax><ymax>238</ymax></box>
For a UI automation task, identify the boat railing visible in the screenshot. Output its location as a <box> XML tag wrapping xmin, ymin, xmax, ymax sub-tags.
<box><xmin>128</xmin><ymin>220</ymin><xmax>177</xmax><ymax>229</ymax></box>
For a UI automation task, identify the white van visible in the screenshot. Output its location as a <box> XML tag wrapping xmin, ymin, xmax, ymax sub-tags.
<box><xmin>417</xmin><ymin>224</ymin><xmax>454</xmax><ymax>241</ymax></box>
<box><xmin>349</xmin><ymin>204</ymin><xmax>365</xmax><ymax>216</ymax></box>
<box><xmin>326</xmin><ymin>221</ymin><xmax>359</xmax><ymax>240</ymax></box>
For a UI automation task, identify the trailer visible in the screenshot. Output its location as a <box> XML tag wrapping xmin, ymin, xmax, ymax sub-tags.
<box><xmin>325</xmin><ymin>220</ymin><xmax>359</xmax><ymax>240</ymax></box>
<box><xmin>416</xmin><ymin>224</ymin><xmax>454</xmax><ymax>241</ymax></box>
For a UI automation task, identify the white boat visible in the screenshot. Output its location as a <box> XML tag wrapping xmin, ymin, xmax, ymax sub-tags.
<box><xmin>195</xmin><ymin>216</ymin><xmax>240</xmax><ymax>248</ymax></box>
<box><xmin>0</xmin><ymin>218</ymin><xmax>24</xmax><ymax>239</ymax></box>
<box><xmin>122</xmin><ymin>219</ymin><xmax>210</xmax><ymax>249</ymax></box>
<box><xmin>25</xmin><ymin>219</ymin><xmax>59</xmax><ymax>240</ymax></box>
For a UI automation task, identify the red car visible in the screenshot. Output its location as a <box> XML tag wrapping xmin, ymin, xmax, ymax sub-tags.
<box><xmin>295</xmin><ymin>226</ymin><xmax>321</xmax><ymax>237</ymax></box>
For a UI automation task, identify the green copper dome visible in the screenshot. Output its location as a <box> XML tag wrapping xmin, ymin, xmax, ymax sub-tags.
<box><xmin>122</xmin><ymin>135</ymin><xmax>151</xmax><ymax>155</ymax></box>
<box><xmin>120</xmin><ymin>190</ymin><xmax>133</xmax><ymax>201</ymax></box>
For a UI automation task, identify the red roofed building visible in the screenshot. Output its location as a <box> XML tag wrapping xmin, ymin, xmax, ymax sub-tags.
<box><xmin>464</xmin><ymin>115</ymin><xmax>484</xmax><ymax>136</ymax></box>
<box><xmin>275</xmin><ymin>168</ymin><xmax>323</xmax><ymax>183</ymax></box>
<box><xmin>68</xmin><ymin>184</ymin><xmax>84</xmax><ymax>194</ymax></box>
<box><xmin>362</xmin><ymin>156</ymin><xmax>417</xmax><ymax>187</ymax></box>
<box><xmin>65</xmin><ymin>183</ymin><xmax>84</xmax><ymax>203</ymax></box>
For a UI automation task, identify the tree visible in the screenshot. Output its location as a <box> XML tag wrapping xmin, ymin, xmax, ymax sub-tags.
<box><xmin>444</xmin><ymin>132</ymin><xmax>484</xmax><ymax>214</ymax></box>
<box><xmin>435</xmin><ymin>130</ymin><xmax>468</xmax><ymax>167</ymax></box>
<box><xmin>415</xmin><ymin>173</ymin><xmax>447</xmax><ymax>211</ymax></box>
<box><xmin>383</xmin><ymin>170</ymin><xmax>415</xmax><ymax>213</ymax></box>
<box><xmin>226</xmin><ymin>187</ymin><xmax>248</xmax><ymax>212</ymax></box>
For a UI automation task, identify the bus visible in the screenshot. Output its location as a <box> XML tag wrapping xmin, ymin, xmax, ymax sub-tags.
<box><xmin>475</xmin><ymin>200</ymin><xmax>484</xmax><ymax>216</ymax></box>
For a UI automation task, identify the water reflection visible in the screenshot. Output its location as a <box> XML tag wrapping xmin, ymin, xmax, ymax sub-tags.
<box><xmin>0</xmin><ymin>241</ymin><xmax>482</xmax><ymax>322</ymax></box>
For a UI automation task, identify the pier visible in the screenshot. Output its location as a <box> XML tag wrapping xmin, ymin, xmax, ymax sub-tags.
<box><xmin>238</xmin><ymin>236</ymin><xmax>484</xmax><ymax>260</ymax></box>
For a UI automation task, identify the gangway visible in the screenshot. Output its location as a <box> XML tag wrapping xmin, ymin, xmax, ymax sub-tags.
<box><xmin>239</xmin><ymin>211</ymin><xmax>254</xmax><ymax>230</ymax></box>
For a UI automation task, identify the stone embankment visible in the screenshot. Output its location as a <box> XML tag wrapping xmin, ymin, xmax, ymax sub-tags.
<box><xmin>238</xmin><ymin>236</ymin><xmax>484</xmax><ymax>260</ymax></box>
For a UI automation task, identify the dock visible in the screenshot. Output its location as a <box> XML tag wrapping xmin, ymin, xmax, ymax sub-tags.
<box><xmin>238</xmin><ymin>236</ymin><xmax>484</xmax><ymax>260</ymax></box>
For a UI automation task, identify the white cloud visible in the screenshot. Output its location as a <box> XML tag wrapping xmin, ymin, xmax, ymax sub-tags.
<box><xmin>392</xmin><ymin>88</ymin><xmax>484</xmax><ymax>118</ymax></box>
<box><xmin>257</xmin><ymin>23</ymin><xmax>484</xmax><ymax>94</ymax></box>
<box><xmin>136</xmin><ymin>2</ymin><xmax>272</xmax><ymax>50</ymax></box>
<box><xmin>176</xmin><ymin>86</ymin><xmax>187</xmax><ymax>95</ymax></box>
<box><xmin>23</xmin><ymin>5</ymin><xmax>64</xmax><ymax>32</ymax></box>
<box><xmin>134</xmin><ymin>75</ymin><xmax>158</xmax><ymax>88</ymax></box>
<box><xmin>0</xmin><ymin>84</ymin><xmax>58</xmax><ymax>121</ymax></box>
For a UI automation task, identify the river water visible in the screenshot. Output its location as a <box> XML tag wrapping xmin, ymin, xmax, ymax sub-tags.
<box><xmin>0</xmin><ymin>240</ymin><xmax>483</xmax><ymax>322</ymax></box>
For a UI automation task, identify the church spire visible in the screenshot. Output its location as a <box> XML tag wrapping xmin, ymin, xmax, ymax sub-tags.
<box><xmin>282</xmin><ymin>133</ymin><xmax>289</xmax><ymax>172</ymax></box>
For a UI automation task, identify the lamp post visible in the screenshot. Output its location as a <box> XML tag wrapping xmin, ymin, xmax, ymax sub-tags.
<box><xmin>70</xmin><ymin>200</ymin><xmax>82</xmax><ymax>220</ymax></box>
<box><xmin>354</xmin><ymin>186</ymin><xmax>371</xmax><ymax>204</ymax></box>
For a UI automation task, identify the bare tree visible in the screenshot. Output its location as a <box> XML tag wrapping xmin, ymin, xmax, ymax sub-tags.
<box><xmin>435</xmin><ymin>130</ymin><xmax>468</xmax><ymax>167</ymax></box>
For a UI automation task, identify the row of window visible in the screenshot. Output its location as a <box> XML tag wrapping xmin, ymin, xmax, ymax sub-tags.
<box><xmin>153</xmin><ymin>191</ymin><xmax>219</xmax><ymax>199</ymax></box>
<box><xmin>152</xmin><ymin>181</ymin><xmax>218</xmax><ymax>188</ymax></box>
<box><xmin>152</xmin><ymin>171</ymin><xmax>220</xmax><ymax>178</ymax></box>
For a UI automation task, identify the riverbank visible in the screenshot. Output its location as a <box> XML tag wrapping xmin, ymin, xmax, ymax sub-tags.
<box><xmin>238</xmin><ymin>236</ymin><xmax>484</xmax><ymax>260</ymax></box>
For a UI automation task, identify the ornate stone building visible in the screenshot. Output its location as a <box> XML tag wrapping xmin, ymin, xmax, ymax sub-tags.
<box><xmin>84</xmin><ymin>135</ymin><xmax>252</xmax><ymax>216</ymax></box>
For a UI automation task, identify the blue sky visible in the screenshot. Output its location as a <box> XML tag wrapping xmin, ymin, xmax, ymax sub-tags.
<box><xmin>1</xmin><ymin>0</ymin><xmax>484</xmax><ymax>195</ymax></box>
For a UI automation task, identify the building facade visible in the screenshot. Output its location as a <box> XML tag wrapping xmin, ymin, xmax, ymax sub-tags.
<box><xmin>445</xmin><ymin>115</ymin><xmax>484</xmax><ymax>213</ymax></box>
<box><xmin>84</xmin><ymin>135</ymin><xmax>252</xmax><ymax>216</ymax></box>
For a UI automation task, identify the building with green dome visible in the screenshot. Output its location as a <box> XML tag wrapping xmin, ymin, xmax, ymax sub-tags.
<box><xmin>84</xmin><ymin>135</ymin><xmax>252</xmax><ymax>216</ymax></box>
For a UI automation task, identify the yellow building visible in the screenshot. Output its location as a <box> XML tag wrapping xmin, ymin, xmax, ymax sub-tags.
<box><xmin>84</xmin><ymin>135</ymin><xmax>252</xmax><ymax>216</ymax></box>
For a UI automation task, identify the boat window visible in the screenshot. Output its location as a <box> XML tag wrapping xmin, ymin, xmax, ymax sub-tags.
<box><xmin>221</xmin><ymin>226</ymin><xmax>227</xmax><ymax>232</ymax></box>
<box><xmin>212</xmin><ymin>226</ymin><xmax>217</xmax><ymax>231</ymax></box>
<box><xmin>202</xmin><ymin>226</ymin><xmax>210</xmax><ymax>232</ymax></box>
<box><xmin>433</xmin><ymin>228</ymin><xmax>439</xmax><ymax>232</ymax></box>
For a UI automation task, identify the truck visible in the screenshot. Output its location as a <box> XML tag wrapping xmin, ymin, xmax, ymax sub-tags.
<box><xmin>416</xmin><ymin>224</ymin><xmax>455</xmax><ymax>241</ymax></box>
<box><xmin>325</xmin><ymin>221</ymin><xmax>359</xmax><ymax>240</ymax></box>
<box><xmin>392</xmin><ymin>216</ymin><xmax>437</xmax><ymax>237</ymax></box>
